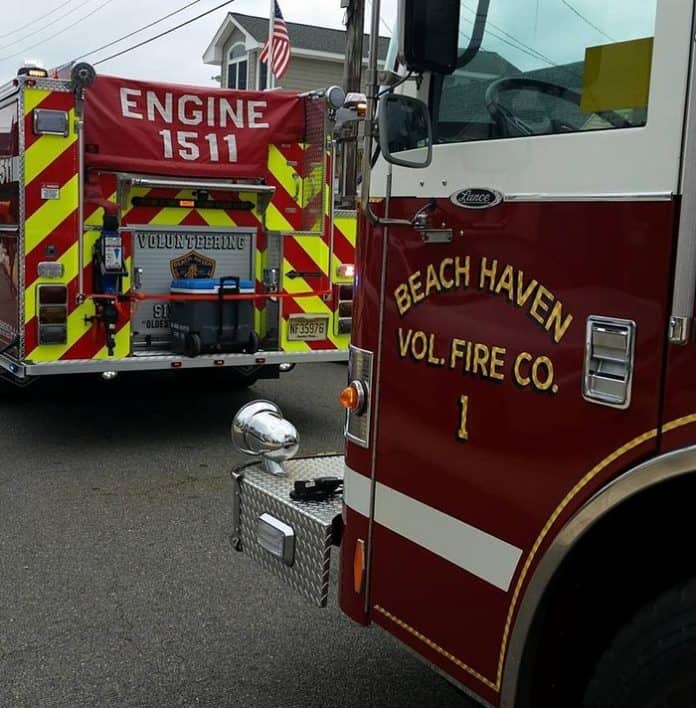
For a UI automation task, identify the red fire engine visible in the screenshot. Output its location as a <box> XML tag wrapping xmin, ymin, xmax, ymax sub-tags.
<box><xmin>229</xmin><ymin>0</ymin><xmax>696</xmax><ymax>706</ymax></box>
<box><xmin>0</xmin><ymin>63</ymin><xmax>355</xmax><ymax>386</ymax></box>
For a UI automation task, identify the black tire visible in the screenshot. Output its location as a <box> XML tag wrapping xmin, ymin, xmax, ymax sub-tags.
<box><xmin>244</xmin><ymin>330</ymin><xmax>260</xmax><ymax>354</ymax></box>
<box><xmin>0</xmin><ymin>373</ymin><xmax>33</xmax><ymax>396</ymax></box>
<box><xmin>229</xmin><ymin>366</ymin><xmax>262</xmax><ymax>388</ymax></box>
<box><xmin>583</xmin><ymin>578</ymin><xmax>696</xmax><ymax>708</ymax></box>
<box><xmin>184</xmin><ymin>332</ymin><xmax>201</xmax><ymax>358</ymax></box>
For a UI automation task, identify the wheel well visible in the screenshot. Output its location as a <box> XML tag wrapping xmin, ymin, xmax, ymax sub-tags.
<box><xmin>517</xmin><ymin>472</ymin><xmax>696</xmax><ymax>708</ymax></box>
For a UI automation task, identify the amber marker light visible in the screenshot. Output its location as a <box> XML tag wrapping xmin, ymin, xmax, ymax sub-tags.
<box><xmin>339</xmin><ymin>381</ymin><xmax>365</xmax><ymax>412</ymax></box>
<box><xmin>353</xmin><ymin>539</ymin><xmax>366</xmax><ymax>594</ymax></box>
<box><xmin>337</xmin><ymin>263</ymin><xmax>355</xmax><ymax>279</ymax></box>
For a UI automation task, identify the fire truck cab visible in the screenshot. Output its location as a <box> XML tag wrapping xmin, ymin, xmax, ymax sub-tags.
<box><xmin>229</xmin><ymin>1</ymin><xmax>696</xmax><ymax>706</ymax></box>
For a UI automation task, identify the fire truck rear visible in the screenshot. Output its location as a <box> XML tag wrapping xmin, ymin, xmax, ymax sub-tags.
<box><xmin>0</xmin><ymin>64</ymin><xmax>354</xmax><ymax>385</ymax></box>
<box><xmin>229</xmin><ymin>0</ymin><xmax>696</xmax><ymax>706</ymax></box>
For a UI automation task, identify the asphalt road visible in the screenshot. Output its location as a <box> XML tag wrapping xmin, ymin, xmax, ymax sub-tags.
<box><xmin>0</xmin><ymin>363</ymin><xmax>472</xmax><ymax>708</ymax></box>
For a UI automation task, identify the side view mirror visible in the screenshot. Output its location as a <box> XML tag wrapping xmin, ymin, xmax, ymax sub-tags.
<box><xmin>377</xmin><ymin>94</ymin><xmax>432</xmax><ymax>168</ymax></box>
<box><xmin>402</xmin><ymin>0</ymin><xmax>461</xmax><ymax>75</ymax></box>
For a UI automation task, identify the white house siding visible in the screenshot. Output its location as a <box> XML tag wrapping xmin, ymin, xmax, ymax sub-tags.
<box><xmin>248</xmin><ymin>49</ymin><xmax>258</xmax><ymax>90</ymax></box>
<box><xmin>277</xmin><ymin>56</ymin><xmax>345</xmax><ymax>93</ymax></box>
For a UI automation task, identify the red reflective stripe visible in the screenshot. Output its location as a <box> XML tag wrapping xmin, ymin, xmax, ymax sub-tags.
<box><xmin>282</xmin><ymin>237</ymin><xmax>328</xmax><ymax>290</ymax></box>
<box><xmin>24</xmin><ymin>143</ymin><xmax>77</xmax><ymax>207</ymax></box>
<box><xmin>24</xmin><ymin>212</ymin><xmax>76</xmax><ymax>286</ymax></box>
<box><xmin>265</xmin><ymin>173</ymin><xmax>303</xmax><ymax>231</ymax></box>
<box><xmin>332</xmin><ymin>224</ymin><xmax>354</xmax><ymax>266</ymax></box>
<box><xmin>179</xmin><ymin>210</ymin><xmax>207</xmax><ymax>227</ymax></box>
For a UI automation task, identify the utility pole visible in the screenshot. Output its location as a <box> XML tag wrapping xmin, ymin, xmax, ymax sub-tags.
<box><xmin>339</xmin><ymin>0</ymin><xmax>365</xmax><ymax>208</ymax></box>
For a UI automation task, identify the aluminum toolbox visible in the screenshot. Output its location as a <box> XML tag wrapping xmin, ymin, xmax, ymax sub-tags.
<box><xmin>231</xmin><ymin>455</ymin><xmax>344</xmax><ymax>607</ymax></box>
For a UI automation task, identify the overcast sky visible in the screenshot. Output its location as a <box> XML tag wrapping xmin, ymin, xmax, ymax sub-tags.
<box><xmin>0</xmin><ymin>0</ymin><xmax>657</xmax><ymax>88</ymax></box>
<box><xmin>0</xmin><ymin>0</ymin><xmax>397</xmax><ymax>86</ymax></box>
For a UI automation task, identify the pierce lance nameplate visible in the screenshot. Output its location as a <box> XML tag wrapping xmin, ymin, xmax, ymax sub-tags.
<box><xmin>450</xmin><ymin>188</ymin><xmax>504</xmax><ymax>210</ymax></box>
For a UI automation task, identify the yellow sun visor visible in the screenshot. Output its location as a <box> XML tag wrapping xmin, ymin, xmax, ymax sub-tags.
<box><xmin>581</xmin><ymin>37</ymin><xmax>654</xmax><ymax>114</ymax></box>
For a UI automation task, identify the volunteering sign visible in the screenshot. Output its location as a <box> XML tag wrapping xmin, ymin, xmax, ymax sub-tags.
<box><xmin>84</xmin><ymin>75</ymin><xmax>305</xmax><ymax>177</ymax></box>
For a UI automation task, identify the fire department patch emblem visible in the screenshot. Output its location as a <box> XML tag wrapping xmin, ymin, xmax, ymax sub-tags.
<box><xmin>170</xmin><ymin>250</ymin><xmax>216</xmax><ymax>279</ymax></box>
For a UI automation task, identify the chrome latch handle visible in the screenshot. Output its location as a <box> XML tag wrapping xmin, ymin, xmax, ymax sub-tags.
<box><xmin>582</xmin><ymin>316</ymin><xmax>636</xmax><ymax>409</ymax></box>
<box><xmin>133</xmin><ymin>267</ymin><xmax>143</xmax><ymax>291</ymax></box>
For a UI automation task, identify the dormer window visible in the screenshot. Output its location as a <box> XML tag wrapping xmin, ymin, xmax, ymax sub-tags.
<box><xmin>227</xmin><ymin>44</ymin><xmax>248</xmax><ymax>89</ymax></box>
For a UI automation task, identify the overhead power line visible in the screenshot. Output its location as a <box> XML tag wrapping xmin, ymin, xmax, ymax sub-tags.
<box><xmin>92</xmin><ymin>0</ymin><xmax>235</xmax><ymax>66</ymax></box>
<box><xmin>364</xmin><ymin>0</ymin><xmax>393</xmax><ymax>36</ymax></box>
<box><xmin>0</xmin><ymin>0</ymin><xmax>76</xmax><ymax>40</ymax></box>
<box><xmin>75</xmin><ymin>0</ymin><xmax>204</xmax><ymax>62</ymax></box>
<box><xmin>0</xmin><ymin>0</ymin><xmax>117</xmax><ymax>63</ymax></box>
<box><xmin>559</xmin><ymin>0</ymin><xmax>615</xmax><ymax>42</ymax></box>
<box><xmin>460</xmin><ymin>4</ymin><xmax>560</xmax><ymax>68</ymax></box>
<box><xmin>2</xmin><ymin>0</ymin><xmax>100</xmax><ymax>51</ymax></box>
<box><xmin>458</xmin><ymin>5</ymin><xmax>583</xmax><ymax>83</ymax></box>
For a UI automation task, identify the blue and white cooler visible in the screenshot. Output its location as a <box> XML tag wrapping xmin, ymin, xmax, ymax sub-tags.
<box><xmin>169</xmin><ymin>276</ymin><xmax>258</xmax><ymax>357</ymax></box>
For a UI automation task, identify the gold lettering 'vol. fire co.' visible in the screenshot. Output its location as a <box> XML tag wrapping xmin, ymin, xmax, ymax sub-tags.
<box><xmin>397</xmin><ymin>328</ymin><xmax>558</xmax><ymax>394</ymax></box>
<box><xmin>394</xmin><ymin>256</ymin><xmax>572</xmax><ymax>442</ymax></box>
<box><xmin>397</xmin><ymin>327</ymin><xmax>560</xmax><ymax>443</ymax></box>
<box><xmin>394</xmin><ymin>256</ymin><xmax>573</xmax><ymax>344</ymax></box>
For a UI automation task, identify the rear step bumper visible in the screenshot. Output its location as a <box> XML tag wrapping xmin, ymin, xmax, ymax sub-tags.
<box><xmin>0</xmin><ymin>348</ymin><xmax>347</xmax><ymax>378</ymax></box>
<box><xmin>231</xmin><ymin>455</ymin><xmax>344</xmax><ymax>607</ymax></box>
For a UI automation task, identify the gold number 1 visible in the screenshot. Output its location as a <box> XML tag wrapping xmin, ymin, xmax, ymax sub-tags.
<box><xmin>458</xmin><ymin>395</ymin><xmax>469</xmax><ymax>441</ymax></box>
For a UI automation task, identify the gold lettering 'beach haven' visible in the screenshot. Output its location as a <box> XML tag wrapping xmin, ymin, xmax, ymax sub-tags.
<box><xmin>394</xmin><ymin>256</ymin><xmax>573</xmax><ymax>344</ymax></box>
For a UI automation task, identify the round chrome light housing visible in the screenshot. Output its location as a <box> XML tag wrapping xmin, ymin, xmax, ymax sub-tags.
<box><xmin>326</xmin><ymin>85</ymin><xmax>346</xmax><ymax>109</ymax></box>
<box><xmin>231</xmin><ymin>400</ymin><xmax>299</xmax><ymax>475</ymax></box>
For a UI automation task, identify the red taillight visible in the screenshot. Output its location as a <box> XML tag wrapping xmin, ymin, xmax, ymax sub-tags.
<box><xmin>38</xmin><ymin>285</ymin><xmax>67</xmax><ymax>305</ymax></box>
<box><xmin>37</xmin><ymin>284</ymin><xmax>67</xmax><ymax>345</ymax></box>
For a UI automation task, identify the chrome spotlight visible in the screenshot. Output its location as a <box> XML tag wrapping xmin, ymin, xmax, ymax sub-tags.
<box><xmin>231</xmin><ymin>400</ymin><xmax>299</xmax><ymax>476</ymax></box>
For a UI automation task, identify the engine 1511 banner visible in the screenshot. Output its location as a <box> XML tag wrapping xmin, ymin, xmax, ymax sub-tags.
<box><xmin>83</xmin><ymin>76</ymin><xmax>305</xmax><ymax>178</ymax></box>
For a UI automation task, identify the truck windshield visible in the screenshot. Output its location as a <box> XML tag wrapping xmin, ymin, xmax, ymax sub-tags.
<box><xmin>438</xmin><ymin>0</ymin><xmax>657</xmax><ymax>143</ymax></box>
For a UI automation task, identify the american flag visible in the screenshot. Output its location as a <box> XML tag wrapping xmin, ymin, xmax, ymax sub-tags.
<box><xmin>260</xmin><ymin>0</ymin><xmax>291</xmax><ymax>81</ymax></box>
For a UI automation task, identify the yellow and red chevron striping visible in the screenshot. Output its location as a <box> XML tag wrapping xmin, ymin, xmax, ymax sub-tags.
<box><xmin>265</xmin><ymin>141</ymin><xmax>342</xmax><ymax>351</ymax></box>
<box><xmin>266</xmin><ymin>142</ymin><xmax>306</xmax><ymax>230</ymax></box>
<box><xmin>21</xmin><ymin>89</ymin><xmax>349</xmax><ymax>364</ymax></box>
<box><xmin>281</xmin><ymin>297</ymin><xmax>339</xmax><ymax>351</ymax></box>
<box><xmin>268</xmin><ymin>143</ymin><xmax>355</xmax><ymax>353</ymax></box>
<box><xmin>332</xmin><ymin>219</ymin><xmax>356</xmax><ymax>266</ymax></box>
<box><xmin>23</xmin><ymin>88</ymin><xmax>81</xmax><ymax>360</ymax></box>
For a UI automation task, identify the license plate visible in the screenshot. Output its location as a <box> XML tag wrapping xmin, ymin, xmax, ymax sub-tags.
<box><xmin>288</xmin><ymin>316</ymin><xmax>329</xmax><ymax>341</ymax></box>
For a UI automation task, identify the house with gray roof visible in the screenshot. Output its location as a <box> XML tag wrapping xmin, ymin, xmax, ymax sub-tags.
<box><xmin>203</xmin><ymin>12</ymin><xmax>389</xmax><ymax>93</ymax></box>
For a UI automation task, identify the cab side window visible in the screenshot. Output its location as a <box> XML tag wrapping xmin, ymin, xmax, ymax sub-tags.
<box><xmin>436</xmin><ymin>0</ymin><xmax>657</xmax><ymax>143</ymax></box>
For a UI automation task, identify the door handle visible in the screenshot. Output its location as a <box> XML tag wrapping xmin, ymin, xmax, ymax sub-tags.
<box><xmin>582</xmin><ymin>316</ymin><xmax>636</xmax><ymax>409</ymax></box>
